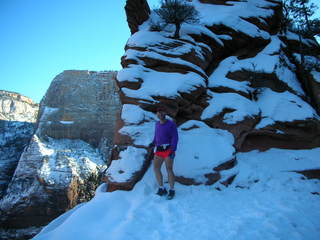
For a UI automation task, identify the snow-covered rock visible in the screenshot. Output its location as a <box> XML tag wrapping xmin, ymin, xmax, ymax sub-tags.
<box><xmin>105</xmin><ymin>0</ymin><xmax>320</xmax><ymax>193</ymax></box>
<box><xmin>0</xmin><ymin>71</ymin><xmax>121</xmax><ymax>240</ymax></box>
<box><xmin>0</xmin><ymin>90</ymin><xmax>39</xmax><ymax>197</ymax></box>
<box><xmin>0</xmin><ymin>135</ymin><xmax>105</xmax><ymax>240</ymax></box>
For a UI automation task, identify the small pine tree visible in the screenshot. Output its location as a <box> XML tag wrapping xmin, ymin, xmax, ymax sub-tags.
<box><xmin>154</xmin><ymin>0</ymin><xmax>199</xmax><ymax>38</ymax></box>
<box><xmin>282</xmin><ymin>0</ymin><xmax>319</xmax><ymax>37</ymax></box>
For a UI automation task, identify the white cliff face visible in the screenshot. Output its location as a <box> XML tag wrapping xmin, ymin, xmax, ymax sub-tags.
<box><xmin>0</xmin><ymin>90</ymin><xmax>39</xmax><ymax>197</ymax></box>
<box><xmin>0</xmin><ymin>90</ymin><xmax>39</xmax><ymax>122</ymax></box>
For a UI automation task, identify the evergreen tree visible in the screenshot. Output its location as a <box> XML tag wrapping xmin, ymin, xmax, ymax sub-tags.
<box><xmin>282</xmin><ymin>0</ymin><xmax>320</xmax><ymax>37</ymax></box>
<box><xmin>155</xmin><ymin>0</ymin><xmax>199</xmax><ymax>38</ymax></box>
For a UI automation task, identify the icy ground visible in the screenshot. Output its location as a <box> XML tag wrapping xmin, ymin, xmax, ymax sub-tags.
<box><xmin>33</xmin><ymin>148</ymin><xmax>320</xmax><ymax>240</ymax></box>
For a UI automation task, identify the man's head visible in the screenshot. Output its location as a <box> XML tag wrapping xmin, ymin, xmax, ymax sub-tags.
<box><xmin>156</xmin><ymin>106</ymin><xmax>167</xmax><ymax>121</ymax></box>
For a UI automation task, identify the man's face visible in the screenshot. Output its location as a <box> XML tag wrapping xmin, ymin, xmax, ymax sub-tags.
<box><xmin>156</xmin><ymin>110</ymin><xmax>166</xmax><ymax>120</ymax></box>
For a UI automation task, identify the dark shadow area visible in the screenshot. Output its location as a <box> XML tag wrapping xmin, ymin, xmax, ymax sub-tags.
<box><xmin>0</xmin><ymin>120</ymin><xmax>36</xmax><ymax>198</ymax></box>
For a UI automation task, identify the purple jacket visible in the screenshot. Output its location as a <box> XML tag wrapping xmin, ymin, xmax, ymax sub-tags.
<box><xmin>152</xmin><ymin>119</ymin><xmax>178</xmax><ymax>151</ymax></box>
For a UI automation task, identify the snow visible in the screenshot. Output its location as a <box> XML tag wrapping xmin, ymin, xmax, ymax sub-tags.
<box><xmin>124</xmin><ymin>48</ymin><xmax>205</xmax><ymax>75</ymax></box>
<box><xmin>121</xmin><ymin>104</ymin><xmax>157</xmax><ymax>124</ymax></box>
<box><xmin>208</xmin><ymin>56</ymin><xmax>252</xmax><ymax>94</ymax></box>
<box><xmin>193</xmin><ymin>0</ymin><xmax>274</xmax><ymax>39</ymax></box>
<box><xmin>33</xmin><ymin>147</ymin><xmax>320</xmax><ymax>240</ymax></box>
<box><xmin>315</xmin><ymin>35</ymin><xmax>320</xmax><ymax>45</ymax></box>
<box><xmin>120</xmin><ymin>65</ymin><xmax>205</xmax><ymax>101</ymax></box>
<box><xmin>119</xmin><ymin>121</ymin><xmax>154</xmax><ymax>146</ymax></box>
<box><xmin>105</xmin><ymin>146</ymin><xmax>147</xmax><ymax>183</ymax></box>
<box><xmin>293</xmin><ymin>54</ymin><xmax>319</xmax><ymax>66</ymax></box>
<box><xmin>255</xmin><ymin>88</ymin><xmax>318</xmax><ymax>128</ymax></box>
<box><xmin>59</xmin><ymin>121</ymin><xmax>74</xmax><ymax>124</ymax></box>
<box><xmin>127</xmin><ymin>30</ymin><xmax>174</xmax><ymax>48</ymax></box>
<box><xmin>311</xmin><ymin>71</ymin><xmax>320</xmax><ymax>83</ymax></box>
<box><xmin>37</xmin><ymin>136</ymin><xmax>105</xmax><ymax>186</ymax></box>
<box><xmin>208</xmin><ymin>36</ymin><xmax>304</xmax><ymax>96</ymax></box>
<box><xmin>175</xmin><ymin>120</ymin><xmax>234</xmax><ymax>181</ymax></box>
<box><xmin>286</xmin><ymin>31</ymin><xmax>316</xmax><ymax>46</ymax></box>
<box><xmin>201</xmin><ymin>91</ymin><xmax>260</xmax><ymax>124</ymax></box>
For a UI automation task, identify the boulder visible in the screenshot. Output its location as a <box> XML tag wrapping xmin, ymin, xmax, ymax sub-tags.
<box><xmin>125</xmin><ymin>0</ymin><xmax>150</xmax><ymax>35</ymax></box>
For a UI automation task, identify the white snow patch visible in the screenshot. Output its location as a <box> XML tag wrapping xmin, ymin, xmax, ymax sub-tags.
<box><xmin>234</xmin><ymin>148</ymin><xmax>320</xmax><ymax>191</ymax></box>
<box><xmin>193</xmin><ymin>0</ymin><xmax>273</xmax><ymax>39</ymax></box>
<box><xmin>37</xmin><ymin>137</ymin><xmax>105</xmax><ymax>186</ymax></box>
<box><xmin>208</xmin><ymin>56</ymin><xmax>252</xmax><ymax>93</ymax></box>
<box><xmin>208</xmin><ymin>36</ymin><xmax>304</xmax><ymax>96</ymax></box>
<box><xmin>201</xmin><ymin>91</ymin><xmax>259</xmax><ymax>124</ymax></box>
<box><xmin>175</xmin><ymin>120</ymin><xmax>234</xmax><ymax>181</ymax></box>
<box><xmin>311</xmin><ymin>71</ymin><xmax>320</xmax><ymax>83</ymax></box>
<box><xmin>119</xmin><ymin>121</ymin><xmax>154</xmax><ymax>147</ymax></box>
<box><xmin>105</xmin><ymin>146</ymin><xmax>147</xmax><ymax>183</ymax></box>
<box><xmin>121</xmin><ymin>104</ymin><xmax>157</xmax><ymax>125</ymax></box>
<box><xmin>119</xmin><ymin>65</ymin><xmax>205</xmax><ymax>101</ymax></box>
<box><xmin>59</xmin><ymin>121</ymin><xmax>74</xmax><ymax>124</ymax></box>
<box><xmin>124</xmin><ymin>48</ymin><xmax>205</xmax><ymax>75</ymax></box>
<box><xmin>255</xmin><ymin>88</ymin><xmax>318</xmax><ymax>128</ymax></box>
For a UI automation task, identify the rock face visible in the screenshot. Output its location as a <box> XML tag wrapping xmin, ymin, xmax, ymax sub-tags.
<box><xmin>104</xmin><ymin>0</ymin><xmax>320</xmax><ymax>191</ymax></box>
<box><xmin>0</xmin><ymin>90</ymin><xmax>39</xmax><ymax>197</ymax></box>
<box><xmin>0</xmin><ymin>71</ymin><xmax>121</xmax><ymax>240</ymax></box>
<box><xmin>38</xmin><ymin>70</ymin><xmax>121</xmax><ymax>156</ymax></box>
<box><xmin>125</xmin><ymin>0</ymin><xmax>150</xmax><ymax>35</ymax></box>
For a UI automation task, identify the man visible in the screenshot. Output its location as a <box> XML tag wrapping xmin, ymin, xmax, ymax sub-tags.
<box><xmin>152</xmin><ymin>106</ymin><xmax>178</xmax><ymax>200</ymax></box>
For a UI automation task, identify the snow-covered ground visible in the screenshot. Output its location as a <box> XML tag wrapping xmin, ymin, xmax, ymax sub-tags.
<box><xmin>33</xmin><ymin>148</ymin><xmax>320</xmax><ymax>240</ymax></box>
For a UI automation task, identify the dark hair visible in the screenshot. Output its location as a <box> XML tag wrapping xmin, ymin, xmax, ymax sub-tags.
<box><xmin>156</xmin><ymin>106</ymin><xmax>167</xmax><ymax>113</ymax></box>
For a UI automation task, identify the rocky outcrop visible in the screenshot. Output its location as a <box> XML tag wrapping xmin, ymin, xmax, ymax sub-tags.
<box><xmin>38</xmin><ymin>70</ymin><xmax>120</xmax><ymax>154</ymax></box>
<box><xmin>0</xmin><ymin>90</ymin><xmax>38</xmax><ymax>122</ymax></box>
<box><xmin>0</xmin><ymin>71</ymin><xmax>121</xmax><ymax>240</ymax></box>
<box><xmin>0</xmin><ymin>90</ymin><xmax>39</xmax><ymax>197</ymax></box>
<box><xmin>104</xmin><ymin>0</ymin><xmax>320</xmax><ymax>191</ymax></box>
<box><xmin>125</xmin><ymin>0</ymin><xmax>150</xmax><ymax>35</ymax></box>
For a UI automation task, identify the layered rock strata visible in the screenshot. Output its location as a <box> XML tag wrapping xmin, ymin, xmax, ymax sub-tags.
<box><xmin>104</xmin><ymin>0</ymin><xmax>320</xmax><ymax>191</ymax></box>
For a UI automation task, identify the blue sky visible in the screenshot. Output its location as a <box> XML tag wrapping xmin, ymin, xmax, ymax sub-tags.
<box><xmin>0</xmin><ymin>0</ymin><xmax>319</xmax><ymax>103</ymax></box>
<box><xmin>0</xmin><ymin>0</ymin><xmax>159</xmax><ymax>103</ymax></box>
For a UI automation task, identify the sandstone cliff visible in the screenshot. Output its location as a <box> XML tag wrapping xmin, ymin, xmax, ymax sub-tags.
<box><xmin>104</xmin><ymin>0</ymin><xmax>320</xmax><ymax>191</ymax></box>
<box><xmin>0</xmin><ymin>71</ymin><xmax>121</xmax><ymax>240</ymax></box>
<box><xmin>0</xmin><ymin>90</ymin><xmax>39</xmax><ymax>197</ymax></box>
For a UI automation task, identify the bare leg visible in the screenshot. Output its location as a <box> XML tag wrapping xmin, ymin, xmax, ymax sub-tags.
<box><xmin>164</xmin><ymin>156</ymin><xmax>175</xmax><ymax>189</ymax></box>
<box><xmin>153</xmin><ymin>155</ymin><xmax>164</xmax><ymax>187</ymax></box>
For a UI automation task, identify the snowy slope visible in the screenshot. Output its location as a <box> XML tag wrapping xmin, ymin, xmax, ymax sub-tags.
<box><xmin>33</xmin><ymin>147</ymin><xmax>320</xmax><ymax>240</ymax></box>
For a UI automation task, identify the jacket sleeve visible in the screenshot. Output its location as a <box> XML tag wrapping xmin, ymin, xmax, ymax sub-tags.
<box><xmin>170</xmin><ymin>122</ymin><xmax>178</xmax><ymax>151</ymax></box>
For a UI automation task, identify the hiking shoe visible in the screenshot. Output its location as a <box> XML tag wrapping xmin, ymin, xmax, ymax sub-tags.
<box><xmin>167</xmin><ymin>190</ymin><xmax>175</xmax><ymax>200</ymax></box>
<box><xmin>156</xmin><ymin>188</ymin><xmax>168</xmax><ymax>196</ymax></box>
